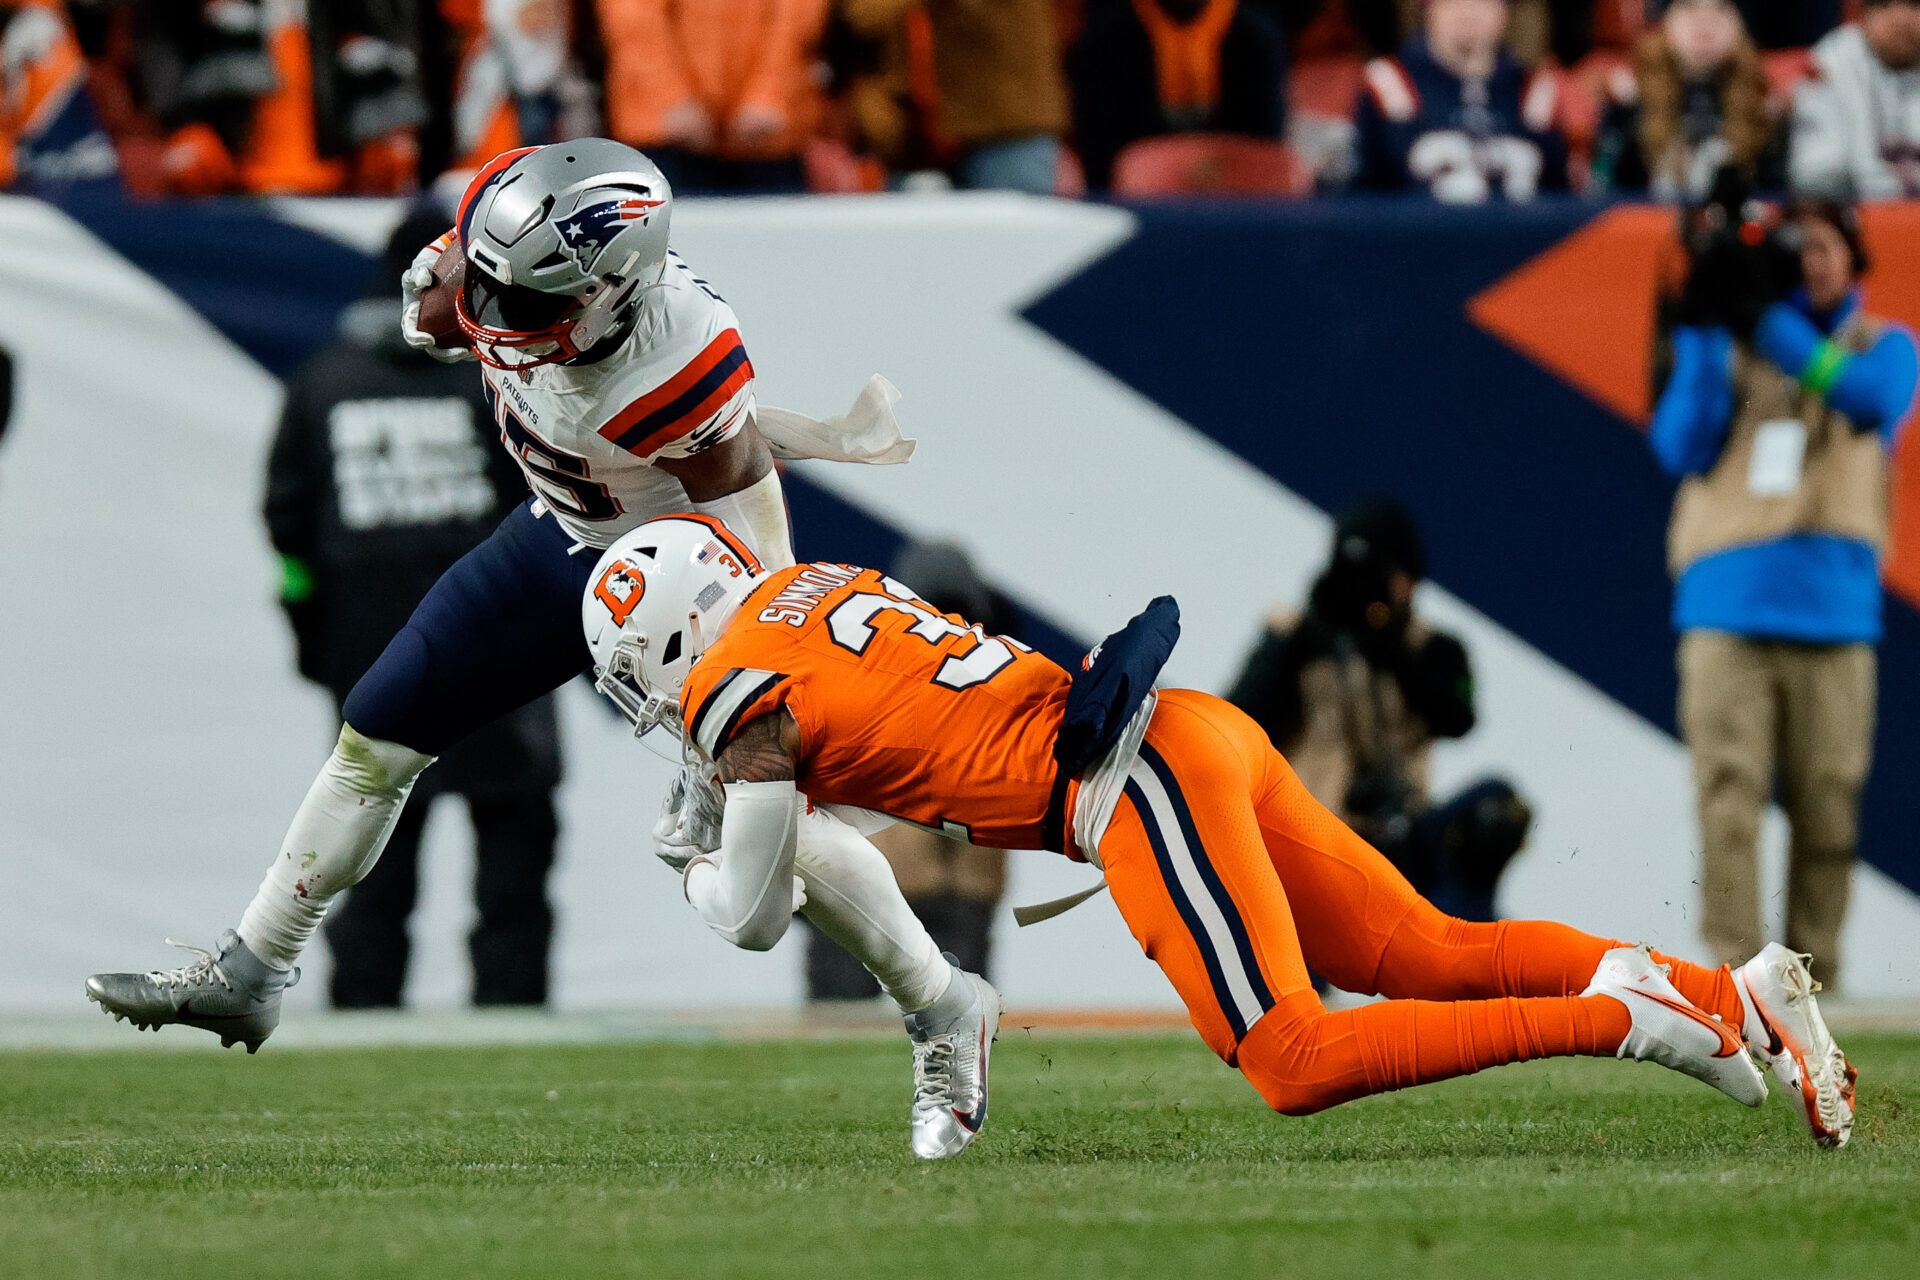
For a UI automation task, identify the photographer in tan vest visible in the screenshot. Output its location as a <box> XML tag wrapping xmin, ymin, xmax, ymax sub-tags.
<box><xmin>1652</xmin><ymin>195</ymin><xmax>1916</xmax><ymax>988</ymax></box>
<box><xmin>1226</xmin><ymin>501</ymin><xmax>1532</xmax><ymax>925</ymax></box>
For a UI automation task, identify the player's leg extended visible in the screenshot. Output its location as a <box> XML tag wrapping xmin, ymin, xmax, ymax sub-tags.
<box><xmin>1239</xmin><ymin>738</ymin><xmax>1746</xmax><ymax>1029</ymax></box>
<box><xmin>793</xmin><ymin>807</ymin><xmax>1000</xmax><ymax>1160</ymax></box>
<box><xmin>239</xmin><ymin>501</ymin><xmax>594</xmax><ymax>970</ymax></box>
<box><xmin>323</xmin><ymin>774</ymin><xmax>436</xmax><ymax>1008</ymax></box>
<box><xmin>86</xmin><ymin>502</ymin><xmax>595</xmax><ymax>1047</ymax></box>
<box><xmin>1102</xmin><ymin>693</ymin><xmax>1763</xmax><ymax>1114</ymax></box>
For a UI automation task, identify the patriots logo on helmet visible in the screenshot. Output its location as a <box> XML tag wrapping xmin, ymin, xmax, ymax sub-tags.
<box><xmin>554</xmin><ymin>197</ymin><xmax>665</xmax><ymax>272</ymax></box>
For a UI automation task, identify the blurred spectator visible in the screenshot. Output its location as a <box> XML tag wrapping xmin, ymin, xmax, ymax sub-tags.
<box><xmin>1591</xmin><ymin>0</ymin><xmax>1783</xmax><ymax>197</ymax></box>
<box><xmin>425</xmin><ymin>1</ymin><xmax>588</xmax><ymax>183</ymax></box>
<box><xmin>133</xmin><ymin>1</ymin><xmax>426</xmax><ymax>195</ymax></box>
<box><xmin>1731</xmin><ymin>1</ymin><xmax>1844</xmax><ymax>50</ymax></box>
<box><xmin>1068</xmin><ymin>0</ymin><xmax>1288</xmax><ymax>192</ymax></box>
<box><xmin>0</xmin><ymin>0</ymin><xmax>118</xmax><ymax>191</ymax></box>
<box><xmin>265</xmin><ymin>210</ymin><xmax>562</xmax><ymax>1008</ymax></box>
<box><xmin>1273</xmin><ymin>0</ymin><xmax>1571</xmax><ymax>63</ymax></box>
<box><xmin>1790</xmin><ymin>0</ymin><xmax>1920</xmax><ymax>198</ymax></box>
<box><xmin>1225</xmin><ymin>501</ymin><xmax>1531</xmax><ymax>922</ymax></box>
<box><xmin>597</xmin><ymin>0</ymin><xmax>824</xmax><ymax>193</ymax></box>
<box><xmin>1353</xmin><ymin>0</ymin><xmax>1568</xmax><ymax>200</ymax></box>
<box><xmin>1652</xmin><ymin>199</ymin><xmax>1916</xmax><ymax>987</ymax></box>
<box><xmin>805</xmin><ymin>541</ymin><xmax>1020</xmax><ymax>999</ymax></box>
<box><xmin>838</xmin><ymin>0</ymin><xmax>1069</xmax><ymax>193</ymax></box>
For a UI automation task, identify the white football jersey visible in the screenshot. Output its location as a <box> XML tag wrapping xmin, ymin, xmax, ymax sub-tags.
<box><xmin>479</xmin><ymin>251</ymin><xmax>755</xmax><ymax>549</ymax></box>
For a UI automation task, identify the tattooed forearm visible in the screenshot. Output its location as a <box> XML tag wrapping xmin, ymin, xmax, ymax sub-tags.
<box><xmin>716</xmin><ymin>711</ymin><xmax>798</xmax><ymax>784</ymax></box>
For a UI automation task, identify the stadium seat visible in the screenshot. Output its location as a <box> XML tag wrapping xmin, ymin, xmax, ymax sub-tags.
<box><xmin>1592</xmin><ymin>0</ymin><xmax>1649</xmax><ymax>50</ymax></box>
<box><xmin>1562</xmin><ymin>49</ymin><xmax>1633</xmax><ymax>180</ymax></box>
<box><xmin>804</xmin><ymin>138</ymin><xmax>883</xmax><ymax>194</ymax></box>
<box><xmin>1764</xmin><ymin>48</ymin><xmax>1817</xmax><ymax>102</ymax></box>
<box><xmin>1290</xmin><ymin>55</ymin><xmax>1366</xmax><ymax>123</ymax></box>
<box><xmin>1111</xmin><ymin>134</ymin><xmax>1313</xmax><ymax>198</ymax></box>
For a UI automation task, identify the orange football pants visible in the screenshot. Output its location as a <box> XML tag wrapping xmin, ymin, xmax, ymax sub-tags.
<box><xmin>1096</xmin><ymin>691</ymin><xmax>1743</xmax><ymax>1115</ymax></box>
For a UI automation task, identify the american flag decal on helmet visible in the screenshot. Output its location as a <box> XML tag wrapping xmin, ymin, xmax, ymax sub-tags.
<box><xmin>555</xmin><ymin>196</ymin><xmax>665</xmax><ymax>272</ymax></box>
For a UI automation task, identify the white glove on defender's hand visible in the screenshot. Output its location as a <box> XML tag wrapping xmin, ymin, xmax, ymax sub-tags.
<box><xmin>399</xmin><ymin>235</ymin><xmax>477</xmax><ymax>364</ymax></box>
<box><xmin>653</xmin><ymin>765</ymin><xmax>724</xmax><ymax>870</ymax></box>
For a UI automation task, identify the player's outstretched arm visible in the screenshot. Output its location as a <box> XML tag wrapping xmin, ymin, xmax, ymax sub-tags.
<box><xmin>682</xmin><ymin>712</ymin><xmax>804</xmax><ymax>950</ymax></box>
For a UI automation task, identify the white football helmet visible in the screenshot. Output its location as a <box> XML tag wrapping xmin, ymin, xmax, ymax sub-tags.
<box><xmin>454</xmin><ymin>138</ymin><xmax>672</xmax><ymax>369</ymax></box>
<box><xmin>582</xmin><ymin>515</ymin><xmax>767</xmax><ymax>752</ymax></box>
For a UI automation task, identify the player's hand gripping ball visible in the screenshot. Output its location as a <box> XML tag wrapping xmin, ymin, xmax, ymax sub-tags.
<box><xmin>400</xmin><ymin>236</ymin><xmax>476</xmax><ymax>362</ymax></box>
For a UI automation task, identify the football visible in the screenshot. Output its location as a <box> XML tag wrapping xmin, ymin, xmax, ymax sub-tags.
<box><xmin>415</xmin><ymin>239</ymin><xmax>468</xmax><ymax>349</ymax></box>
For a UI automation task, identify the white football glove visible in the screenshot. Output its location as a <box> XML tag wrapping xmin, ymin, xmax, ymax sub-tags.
<box><xmin>399</xmin><ymin>232</ymin><xmax>477</xmax><ymax>364</ymax></box>
<box><xmin>652</xmin><ymin>764</ymin><xmax>725</xmax><ymax>871</ymax></box>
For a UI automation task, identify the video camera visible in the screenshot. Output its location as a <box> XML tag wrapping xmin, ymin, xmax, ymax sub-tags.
<box><xmin>1673</xmin><ymin>167</ymin><xmax>1802</xmax><ymax>335</ymax></box>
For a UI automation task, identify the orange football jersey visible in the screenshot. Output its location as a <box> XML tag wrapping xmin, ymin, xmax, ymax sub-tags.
<box><xmin>680</xmin><ymin>562</ymin><xmax>1070</xmax><ymax>848</ymax></box>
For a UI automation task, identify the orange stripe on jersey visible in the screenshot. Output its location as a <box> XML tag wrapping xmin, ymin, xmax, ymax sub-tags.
<box><xmin>600</xmin><ymin>329</ymin><xmax>753</xmax><ymax>457</ymax></box>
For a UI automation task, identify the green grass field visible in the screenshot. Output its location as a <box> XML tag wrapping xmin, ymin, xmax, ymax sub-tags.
<box><xmin>3</xmin><ymin>1030</ymin><xmax>1915</xmax><ymax>1279</ymax></box>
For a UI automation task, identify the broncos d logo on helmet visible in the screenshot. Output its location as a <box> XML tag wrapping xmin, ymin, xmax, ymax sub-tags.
<box><xmin>593</xmin><ymin>558</ymin><xmax>649</xmax><ymax>627</ymax></box>
<box><xmin>555</xmin><ymin>197</ymin><xmax>665</xmax><ymax>273</ymax></box>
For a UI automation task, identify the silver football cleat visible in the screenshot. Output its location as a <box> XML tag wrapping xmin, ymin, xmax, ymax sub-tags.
<box><xmin>903</xmin><ymin>962</ymin><xmax>1002</xmax><ymax>1160</ymax></box>
<box><xmin>85</xmin><ymin>930</ymin><xmax>298</xmax><ymax>1054</ymax></box>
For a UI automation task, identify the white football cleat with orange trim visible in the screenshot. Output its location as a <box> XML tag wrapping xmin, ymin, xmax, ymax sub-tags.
<box><xmin>1734</xmin><ymin>943</ymin><xmax>1856</xmax><ymax>1149</ymax></box>
<box><xmin>1583</xmin><ymin>944</ymin><xmax>1768</xmax><ymax>1107</ymax></box>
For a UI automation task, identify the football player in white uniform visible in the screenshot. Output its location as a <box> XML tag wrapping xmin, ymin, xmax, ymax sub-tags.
<box><xmin>85</xmin><ymin>140</ymin><xmax>1000</xmax><ymax>1160</ymax></box>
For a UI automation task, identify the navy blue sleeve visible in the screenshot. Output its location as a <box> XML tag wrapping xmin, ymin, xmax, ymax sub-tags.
<box><xmin>1649</xmin><ymin>326</ymin><xmax>1737</xmax><ymax>477</ymax></box>
<box><xmin>1527</xmin><ymin>121</ymin><xmax>1570</xmax><ymax>192</ymax></box>
<box><xmin>1352</xmin><ymin>87</ymin><xmax>1405</xmax><ymax>191</ymax></box>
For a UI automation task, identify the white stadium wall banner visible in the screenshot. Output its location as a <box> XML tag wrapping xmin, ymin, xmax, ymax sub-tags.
<box><xmin>1</xmin><ymin>192</ymin><xmax>1915</xmax><ymax>1013</ymax></box>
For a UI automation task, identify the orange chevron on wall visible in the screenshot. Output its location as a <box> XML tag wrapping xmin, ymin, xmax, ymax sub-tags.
<box><xmin>1469</xmin><ymin>204</ymin><xmax>1920</xmax><ymax>610</ymax></box>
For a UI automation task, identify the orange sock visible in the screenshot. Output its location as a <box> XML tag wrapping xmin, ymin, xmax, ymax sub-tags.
<box><xmin>1237</xmin><ymin>989</ymin><xmax>1632</xmax><ymax>1115</ymax></box>
<box><xmin>1650</xmin><ymin>951</ymin><xmax>1745</xmax><ymax>1029</ymax></box>
<box><xmin>1374</xmin><ymin>916</ymin><xmax>1747</xmax><ymax>1030</ymax></box>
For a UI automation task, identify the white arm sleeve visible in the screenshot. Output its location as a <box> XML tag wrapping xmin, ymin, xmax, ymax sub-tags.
<box><xmin>682</xmin><ymin>779</ymin><xmax>801</xmax><ymax>951</ymax></box>
<box><xmin>692</xmin><ymin>466</ymin><xmax>795</xmax><ymax>570</ymax></box>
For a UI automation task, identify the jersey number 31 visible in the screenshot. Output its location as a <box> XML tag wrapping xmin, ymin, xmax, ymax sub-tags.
<box><xmin>827</xmin><ymin>577</ymin><xmax>1029</xmax><ymax>691</ymax></box>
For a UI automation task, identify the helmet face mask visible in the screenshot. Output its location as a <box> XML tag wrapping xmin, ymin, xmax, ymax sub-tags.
<box><xmin>454</xmin><ymin>140</ymin><xmax>672</xmax><ymax>370</ymax></box>
<box><xmin>593</xmin><ymin>631</ymin><xmax>694</xmax><ymax>759</ymax></box>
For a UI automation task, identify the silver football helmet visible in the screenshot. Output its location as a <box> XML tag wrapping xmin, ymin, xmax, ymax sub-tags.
<box><xmin>453</xmin><ymin>138</ymin><xmax>672</xmax><ymax>369</ymax></box>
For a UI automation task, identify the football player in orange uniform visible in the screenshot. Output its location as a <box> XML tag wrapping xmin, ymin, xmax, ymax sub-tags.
<box><xmin>582</xmin><ymin>516</ymin><xmax>1858</xmax><ymax>1149</ymax></box>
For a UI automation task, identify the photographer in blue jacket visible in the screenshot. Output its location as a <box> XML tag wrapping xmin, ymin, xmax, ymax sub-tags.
<box><xmin>1651</xmin><ymin>193</ymin><xmax>1915</xmax><ymax>988</ymax></box>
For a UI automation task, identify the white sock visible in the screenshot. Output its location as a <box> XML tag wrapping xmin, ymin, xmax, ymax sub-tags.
<box><xmin>237</xmin><ymin>725</ymin><xmax>434</xmax><ymax>969</ymax></box>
<box><xmin>794</xmin><ymin>809</ymin><xmax>952</xmax><ymax>1012</ymax></box>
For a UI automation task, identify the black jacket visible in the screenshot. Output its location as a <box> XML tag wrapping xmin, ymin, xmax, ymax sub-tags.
<box><xmin>1068</xmin><ymin>0</ymin><xmax>1288</xmax><ymax>191</ymax></box>
<box><xmin>1226</xmin><ymin>608</ymin><xmax>1475</xmax><ymax>756</ymax></box>
<box><xmin>264</xmin><ymin>304</ymin><xmax>559</xmax><ymax>794</ymax></box>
